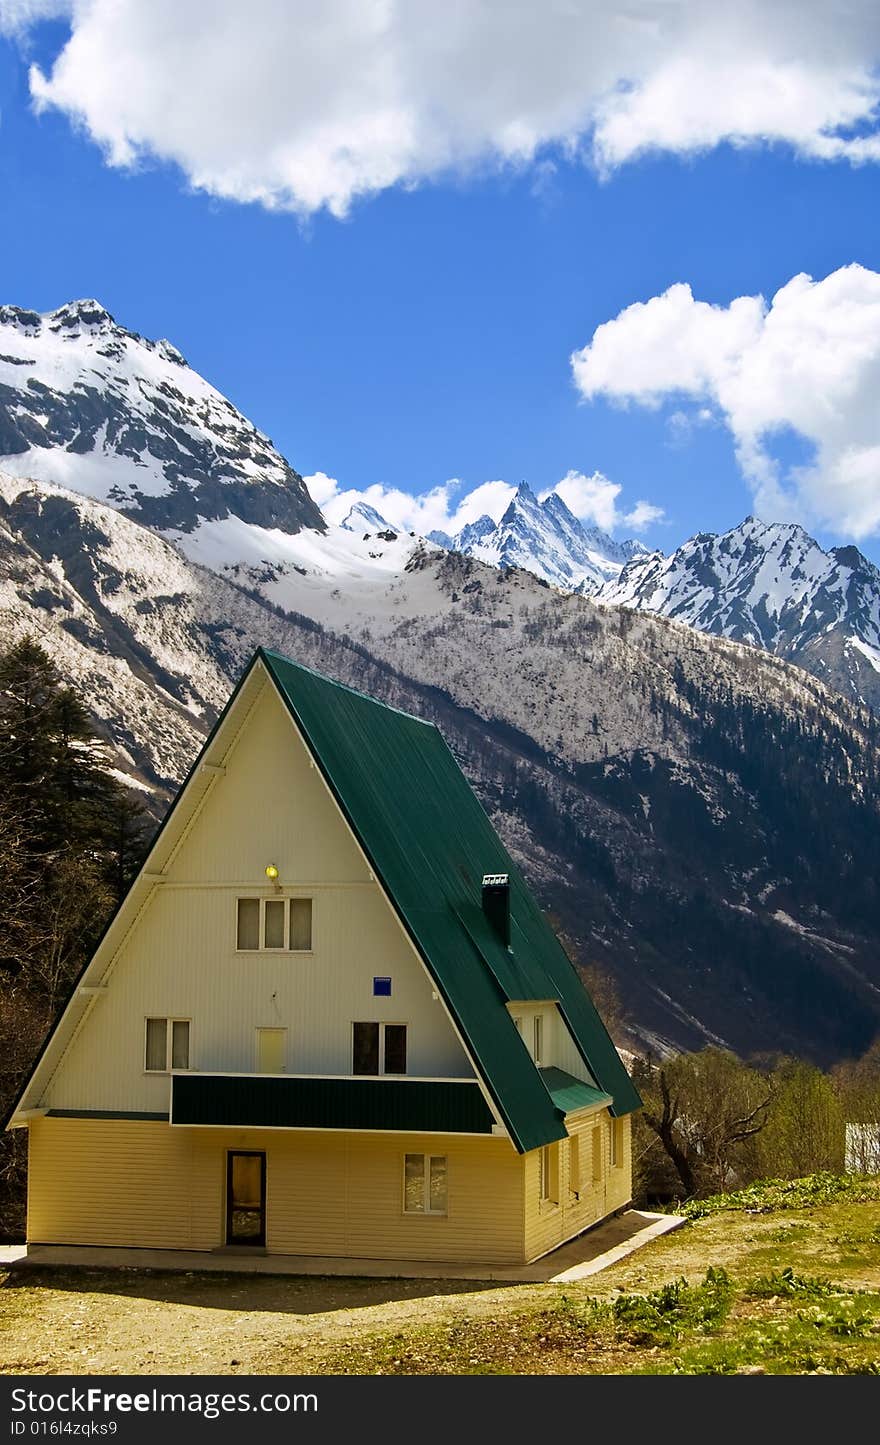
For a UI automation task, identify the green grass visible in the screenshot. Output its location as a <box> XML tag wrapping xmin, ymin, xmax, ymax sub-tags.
<box><xmin>675</xmin><ymin>1171</ymin><xmax>880</xmax><ymax>1220</ymax></box>
<box><xmin>303</xmin><ymin>1174</ymin><xmax>880</xmax><ymax>1375</ymax></box>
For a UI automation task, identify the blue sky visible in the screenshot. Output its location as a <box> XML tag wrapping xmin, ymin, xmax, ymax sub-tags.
<box><xmin>2</xmin><ymin>6</ymin><xmax>880</xmax><ymax>563</ymax></box>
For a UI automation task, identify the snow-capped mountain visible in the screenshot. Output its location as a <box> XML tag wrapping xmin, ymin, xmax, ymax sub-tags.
<box><xmin>430</xmin><ymin>481</ymin><xmax>650</xmax><ymax>592</ymax></box>
<box><xmin>598</xmin><ymin>517</ymin><xmax>880</xmax><ymax>709</ymax></box>
<box><xmin>0</xmin><ymin>299</ymin><xmax>436</xmax><ymax>612</ymax></box>
<box><xmin>3</xmin><ymin>299</ymin><xmax>880</xmax><ymax>1062</ymax></box>
<box><xmin>2</xmin><ymin>467</ymin><xmax>879</xmax><ymax>1064</ymax></box>
<box><xmin>0</xmin><ymin>297</ymin><xmax>325</xmax><ymax>536</ymax></box>
<box><xmin>340</xmin><ymin>501</ymin><xmax>400</xmax><ymax>535</ymax></box>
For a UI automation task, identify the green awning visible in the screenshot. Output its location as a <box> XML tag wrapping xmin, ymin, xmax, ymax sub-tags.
<box><xmin>539</xmin><ymin>1067</ymin><xmax>612</xmax><ymax>1116</ymax></box>
<box><xmin>172</xmin><ymin>1074</ymin><xmax>498</xmax><ymax>1135</ymax></box>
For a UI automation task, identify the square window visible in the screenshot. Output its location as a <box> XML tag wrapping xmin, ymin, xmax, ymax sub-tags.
<box><xmin>145</xmin><ymin>1017</ymin><xmax>190</xmax><ymax>1072</ymax></box>
<box><xmin>373</xmin><ymin>977</ymin><xmax>392</xmax><ymax>997</ymax></box>
<box><xmin>404</xmin><ymin>1153</ymin><xmax>448</xmax><ymax>1214</ymax></box>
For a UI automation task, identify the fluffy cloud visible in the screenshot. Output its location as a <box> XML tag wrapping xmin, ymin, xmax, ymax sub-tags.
<box><xmin>6</xmin><ymin>2</ymin><xmax>880</xmax><ymax>215</ymax></box>
<box><xmin>305</xmin><ymin>469</ymin><xmax>661</xmax><ymax>537</ymax></box>
<box><xmin>0</xmin><ymin>0</ymin><xmax>67</xmax><ymax>32</ymax></box>
<box><xmin>571</xmin><ymin>264</ymin><xmax>880</xmax><ymax>538</ymax></box>
<box><xmin>542</xmin><ymin>469</ymin><xmax>661</xmax><ymax>533</ymax></box>
<box><xmin>304</xmin><ymin>474</ymin><xmax>515</xmax><ymax>535</ymax></box>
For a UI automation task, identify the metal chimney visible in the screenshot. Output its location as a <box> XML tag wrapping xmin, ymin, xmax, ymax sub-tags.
<box><xmin>482</xmin><ymin>873</ymin><xmax>510</xmax><ymax>946</ymax></box>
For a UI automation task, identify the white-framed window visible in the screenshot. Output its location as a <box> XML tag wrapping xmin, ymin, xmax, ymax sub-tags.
<box><xmin>352</xmin><ymin>1021</ymin><xmax>407</xmax><ymax>1075</ymax></box>
<box><xmin>404</xmin><ymin>1153</ymin><xmax>448</xmax><ymax>1214</ymax></box>
<box><xmin>236</xmin><ymin>896</ymin><xmax>313</xmax><ymax>952</ymax></box>
<box><xmin>533</xmin><ymin>1014</ymin><xmax>544</xmax><ymax>1065</ymax></box>
<box><xmin>569</xmin><ymin>1134</ymin><xmax>581</xmax><ymax>1196</ymax></box>
<box><xmin>609</xmin><ymin>1117</ymin><xmax>623</xmax><ymax>1168</ymax></box>
<box><xmin>539</xmin><ymin>1142</ymin><xmax>559</xmax><ymax>1204</ymax></box>
<box><xmin>145</xmin><ymin>1017</ymin><xmax>190</xmax><ymax>1073</ymax></box>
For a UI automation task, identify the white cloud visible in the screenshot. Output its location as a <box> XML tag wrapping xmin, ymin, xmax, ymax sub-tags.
<box><xmin>0</xmin><ymin>0</ymin><xmax>66</xmax><ymax>33</ymax></box>
<box><xmin>542</xmin><ymin>469</ymin><xmax>664</xmax><ymax>533</ymax></box>
<box><xmin>305</xmin><ymin>474</ymin><xmax>516</xmax><ymax>534</ymax></box>
<box><xmin>8</xmin><ymin>1</ymin><xmax>880</xmax><ymax>215</ymax></box>
<box><xmin>571</xmin><ymin>263</ymin><xmax>880</xmax><ymax>539</ymax></box>
<box><xmin>306</xmin><ymin>468</ymin><xmax>662</xmax><ymax>538</ymax></box>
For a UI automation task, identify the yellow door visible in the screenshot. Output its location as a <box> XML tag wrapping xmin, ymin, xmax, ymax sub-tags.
<box><xmin>256</xmin><ymin>1028</ymin><xmax>287</xmax><ymax>1073</ymax></box>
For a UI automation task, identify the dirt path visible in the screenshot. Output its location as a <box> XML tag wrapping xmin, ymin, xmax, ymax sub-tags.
<box><xmin>3</xmin><ymin>1198</ymin><xmax>879</xmax><ymax>1375</ymax></box>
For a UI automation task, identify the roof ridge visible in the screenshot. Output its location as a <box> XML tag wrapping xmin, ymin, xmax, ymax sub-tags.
<box><xmin>259</xmin><ymin>647</ymin><xmax>437</xmax><ymax>727</ymax></box>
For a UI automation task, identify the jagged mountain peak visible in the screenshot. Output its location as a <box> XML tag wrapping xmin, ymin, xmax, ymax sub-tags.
<box><xmin>340</xmin><ymin>501</ymin><xmax>398</xmax><ymax>535</ymax></box>
<box><xmin>0</xmin><ymin>296</ymin><xmax>325</xmax><ymax>540</ymax></box>
<box><xmin>599</xmin><ymin>515</ymin><xmax>880</xmax><ymax>709</ymax></box>
<box><xmin>441</xmin><ymin>481</ymin><xmax>651</xmax><ymax>593</ymax></box>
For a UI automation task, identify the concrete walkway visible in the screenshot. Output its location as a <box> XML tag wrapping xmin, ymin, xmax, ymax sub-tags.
<box><xmin>1</xmin><ymin>1209</ymin><xmax>684</xmax><ymax>1284</ymax></box>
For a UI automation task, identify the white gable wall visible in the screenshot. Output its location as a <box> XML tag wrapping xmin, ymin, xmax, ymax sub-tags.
<box><xmin>43</xmin><ymin>679</ymin><xmax>473</xmax><ymax>1113</ymax></box>
<box><xmin>506</xmin><ymin>1002</ymin><xmax>600</xmax><ymax>1086</ymax></box>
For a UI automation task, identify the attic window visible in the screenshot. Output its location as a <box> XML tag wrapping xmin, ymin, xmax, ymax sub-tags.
<box><xmin>236</xmin><ymin>897</ymin><xmax>313</xmax><ymax>952</ymax></box>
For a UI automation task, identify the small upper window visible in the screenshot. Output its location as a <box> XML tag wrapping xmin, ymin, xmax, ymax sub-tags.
<box><xmin>145</xmin><ymin>1017</ymin><xmax>190</xmax><ymax>1073</ymax></box>
<box><xmin>352</xmin><ymin>1021</ymin><xmax>407</xmax><ymax>1075</ymax></box>
<box><xmin>237</xmin><ymin>897</ymin><xmax>312</xmax><ymax>952</ymax></box>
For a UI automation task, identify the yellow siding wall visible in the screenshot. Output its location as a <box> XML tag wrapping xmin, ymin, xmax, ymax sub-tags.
<box><xmin>27</xmin><ymin>1118</ymin><xmax>525</xmax><ymax>1264</ymax></box>
<box><xmin>524</xmin><ymin>1110</ymin><xmax>632</xmax><ymax>1263</ymax></box>
<box><xmin>45</xmin><ymin>683</ymin><xmax>473</xmax><ymax>1114</ymax></box>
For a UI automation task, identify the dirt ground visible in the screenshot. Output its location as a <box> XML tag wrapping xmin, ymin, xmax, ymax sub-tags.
<box><xmin>2</xmin><ymin>1199</ymin><xmax>879</xmax><ymax>1375</ymax></box>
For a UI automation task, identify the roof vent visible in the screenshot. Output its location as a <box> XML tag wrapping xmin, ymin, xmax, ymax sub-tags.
<box><xmin>482</xmin><ymin>873</ymin><xmax>510</xmax><ymax>946</ymax></box>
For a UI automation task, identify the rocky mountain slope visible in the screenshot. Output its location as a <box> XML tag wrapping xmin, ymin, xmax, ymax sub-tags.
<box><xmin>597</xmin><ymin>517</ymin><xmax>880</xmax><ymax>710</ymax></box>
<box><xmin>429</xmin><ymin>481</ymin><xmax>648</xmax><ymax>592</ymax></box>
<box><xmin>2</xmin><ymin>470</ymin><xmax>879</xmax><ymax>1065</ymax></box>
<box><xmin>0</xmin><ymin>299</ymin><xmax>324</xmax><ymax>536</ymax></box>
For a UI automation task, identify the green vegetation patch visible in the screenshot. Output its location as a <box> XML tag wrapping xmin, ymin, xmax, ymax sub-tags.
<box><xmin>676</xmin><ymin>1172</ymin><xmax>880</xmax><ymax>1220</ymax></box>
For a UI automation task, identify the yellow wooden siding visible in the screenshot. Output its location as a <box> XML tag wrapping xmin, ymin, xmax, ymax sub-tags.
<box><xmin>27</xmin><ymin>1118</ymin><xmax>220</xmax><ymax>1250</ymax></box>
<box><xmin>27</xmin><ymin>1118</ymin><xmax>525</xmax><ymax>1264</ymax></box>
<box><xmin>523</xmin><ymin>1110</ymin><xmax>632</xmax><ymax>1262</ymax></box>
<box><xmin>44</xmin><ymin>684</ymin><xmax>473</xmax><ymax>1114</ymax></box>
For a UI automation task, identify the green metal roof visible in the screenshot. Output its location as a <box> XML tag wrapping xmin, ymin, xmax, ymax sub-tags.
<box><xmin>539</xmin><ymin>1068</ymin><xmax>612</xmax><ymax>1116</ymax></box>
<box><xmin>259</xmin><ymin>647</ymin><xmax>641</xmax><ymax>1152</ymax></box>
<box><xmin>172</xmin><ymin>1075</ymin><xmax>496</xmax><ymax>1134</ymax></box>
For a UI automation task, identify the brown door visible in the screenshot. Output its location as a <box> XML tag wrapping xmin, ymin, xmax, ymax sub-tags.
<box><xmin>226</xmin><ymin>1151</ymin><xmax>266</xmax><ymax>1246</ymax></box>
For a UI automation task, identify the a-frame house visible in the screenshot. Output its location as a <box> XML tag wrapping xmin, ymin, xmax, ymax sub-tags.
<box><xmin>8</xmin><ymin>648</ymin><xmax>640</xmax><ymax>1266</ymax></box>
